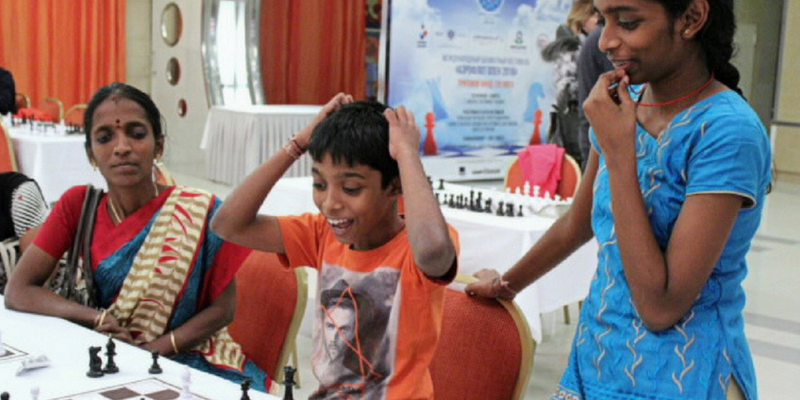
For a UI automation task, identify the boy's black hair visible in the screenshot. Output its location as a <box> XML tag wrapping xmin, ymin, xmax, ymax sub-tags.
<box><xmin>308</xmin><ymin>101</ymin><xmax>400</xmax><ymax>189</ymax></box>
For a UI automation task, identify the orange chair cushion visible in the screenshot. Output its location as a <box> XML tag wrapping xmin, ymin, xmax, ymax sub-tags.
<box><xmin>228</xmin><ymin>251</ymin><xmax>298</xmax><ymax>378</ymax></box>
<box><xmin>429</xmin><ymin>289</ymin><xmax>522</xmax><ymax>400</ymax></box>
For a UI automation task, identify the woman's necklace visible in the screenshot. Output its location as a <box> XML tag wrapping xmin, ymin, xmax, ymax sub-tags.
<box><xmin>108</xmin><ymin>197</ymin><xmax>124</xmax><ymax>225</ymax></box>
<box><xmin>107</xmin><ymin>184</ymin><xmax>160</xmax><ymax>225</ymax></box>
<box><xmin>638</xmin><ymin>73</ymin><xmax>715</xmax><ymax>108</ymax></box>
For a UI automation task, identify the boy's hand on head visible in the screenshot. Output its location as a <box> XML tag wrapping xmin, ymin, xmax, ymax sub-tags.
<box><xmin>384</xmin><ymin>106</ymin><xmax>421</xmax><ymax>161</ymax></box>
<box><xmin>296</xmin><ymin>92</ymin><xmax>354</xmax><ymax>147</ymax></box>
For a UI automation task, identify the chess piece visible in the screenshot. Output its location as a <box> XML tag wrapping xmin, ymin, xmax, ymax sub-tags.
<box><xmin>30</xmin><ymin>386</ymin><xmax>39</xmax><ymax>400</ymax></box>
<box><xmin>282</xmin><ymin>366</ymin><xmax>296</xmax><ymax>400</ymax></box>
<box><xmin>87</xmin><ymin>346</ymin><xmax>104</xmax><ymax>377</ymax></box>
<box><xmin>423</xmin><ymin>112</ymin><xmax>439</xmax><ymax>155</ymax></box>
<box><xmin>148</xmin><ymin>350</ymin><xmax>163</xmax><ymax>374</ymax></box>
<box><xmin>1</xmin><ymin>391</ymin><xmax>9</xmax><ymax>400</ymax></box>
<box><xmin>240</xmin><ymin>379</ymin><xmax>251</xmax><ymax>400</ymax></box>
<box><xmin>438</xmin><ymin>179</ymin><xmax>445</xmax><ymax>191</ymax></box>
<box><xmin>518</xmin><ymin>204</ymin><xmax>524</xmax><ymax>217</ymax></box>
<box><xmin>506</xmin><ymin>202</ymin><xmax>514</xmax><ymax>217</ymax></box>
<box><xmin>180</xmin><ymin>366</ymin><xmax>193</xmax><ymax>399</ymax></box>
<box><xmin>103</xmin><ymin>337</ymin><xmax>118</xmax><ymax>373</ymax></box>
<box><xmin>485</xmin><ymin>198</ymin><xmax>493</xmax><ymax>214</ymax></box>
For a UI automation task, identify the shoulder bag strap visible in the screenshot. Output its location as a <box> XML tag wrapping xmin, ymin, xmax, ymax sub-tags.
<box><xmin>79</xmin><ymin>187</ymin><xmax>103</xmax><ymax>308</ymax></box>
<box><xmin>63</xmin><ymin>185</ymin><xmax>93</xmax><ymax>301</ymax></box>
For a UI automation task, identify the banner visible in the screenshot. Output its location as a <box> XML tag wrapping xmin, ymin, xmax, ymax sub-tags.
<box><xmin>381</xmin><ymin>0</ymin><xmax>572</xmax><ymax>180</ymax></box>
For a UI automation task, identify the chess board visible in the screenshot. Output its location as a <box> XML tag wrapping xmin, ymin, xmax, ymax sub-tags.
<box><xmin>49</xmin><ymin>378</ymin><xmax>211</xmax><ymax>400</ymax></box>
<box><xmin>0</xmin><ymin>344</ymin><xmax>29</xmax><ymax>364</ymax></box>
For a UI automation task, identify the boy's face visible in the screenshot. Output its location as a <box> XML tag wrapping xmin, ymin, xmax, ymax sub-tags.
<box><xmin>312</xmin><ymin>153</ymin><xmax>401</xmax><ymax>251</ymax></box>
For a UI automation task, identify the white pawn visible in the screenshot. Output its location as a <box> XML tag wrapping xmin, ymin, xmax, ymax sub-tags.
<box><xmin>180</xmin><ymin>366</ymin><xmax>192</xmax><ymax>399</ymax></box>
<box><xmin>533</xmin><ymin>185</ymin><xmax>541</xmax><ymax>198</ymax></box>
<box><xmin>523</xmin><ymin>181</ymin><xmax>531</xmax><ymax>197</ymax></box>
<box><xmin>514</xmin><ymin>186</ymin><xmax>522</xmax><ymax>196</ymax></box>
<box><xmin>31</xmin><ymin>385</ymin><xmax>40</xmax><ymax>400</ymax></box>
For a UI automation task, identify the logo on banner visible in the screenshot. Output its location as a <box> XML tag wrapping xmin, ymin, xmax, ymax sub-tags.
<box><xmin>417</xmin><ymin>23</ymin><xmax>429</xmax><ymax>48</ymax></box>
<box><xmin>511</xmin><ymin>30</ymin><xmax>527</xmax><ymax>50</ymax></box>
<box><xmin>477</xmin><ymin>0</ymin><xmax>504</xmax><ymax>13</ymax></box>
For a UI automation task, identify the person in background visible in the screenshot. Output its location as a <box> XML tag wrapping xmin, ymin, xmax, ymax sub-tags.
<box><xmin>468</xmin><ymin>0</ymin><xmax>768</xmax><ymax>398</ymax></box>
<box><xmin>0</xmin><ymin>172</ymin><xmax>49</xmax><ymax>293</ymax></box>
<box><xmin>577</xmin><ymin>28</ymin><xmax>614</xmax><ymax>170</ymax></box>
<box><xmin>541</xmin><ymin>0</ymin><xmax>601</xmax><ymax>167</ymax></box>
<box><xmin>211</xmin><ymin>95</ymin><xmax>459</xmax><ymax>399</ymax></box>
<box><xmin>0</xmin><ymin>67</ymin><xmax>16</xmax><ymax>115</ymax></box>
<box><xmin>5</xmin><ymin>82</ymin><xmax>271</xmax><ymax>392</ymax></box>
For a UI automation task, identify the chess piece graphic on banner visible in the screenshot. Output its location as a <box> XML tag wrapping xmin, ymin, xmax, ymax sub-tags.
<box><xmin>148</xmin><ymin>350</ymin><xmax>163</xmax><ymax>374</ymax></box>
<box><xmin>87</xmin><ymin>346</ymin><xmax>104</xmax><ymax>377</ymax></box>
<box><xmin>103</xmin><ymin>337</ymin><xmax>118</xmax><ymax>373</ymax></box>
<box><xmin>423</xmin><ymin>112</ymin><xmax>438</xmax><ymax>155</ymax></box>
<box><xmin>530</xmin><ymin>109</ymin><xmax>544</xmax><ymax>145</ymax></box>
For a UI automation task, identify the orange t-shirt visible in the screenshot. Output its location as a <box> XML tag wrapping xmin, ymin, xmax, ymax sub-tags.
<box><xmin>277</xmin><ymin>213</ymin><xmax>458</xmax><ymax>400</ymax></box>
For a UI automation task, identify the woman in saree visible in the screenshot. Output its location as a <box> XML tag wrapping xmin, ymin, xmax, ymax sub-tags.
<box><xmin>5</xmin><ymin>82</ymin><xmax>270</xmax><ymax>391</ymax></box>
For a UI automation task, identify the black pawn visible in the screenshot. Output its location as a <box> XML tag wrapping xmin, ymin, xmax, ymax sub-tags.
<box><xmin>240</xmin><ymin>379</ymin><xmax>251</xmax><ymax>400</ymax></box>
<box><xmin>282</xmin><ymin>366</ymin><xmax>296</xmax><ymax>400</ymax></box>
<box><xmin>438</xmin><ymin>179</ymin><xmax>445</xmax><ymax>190</ymax></box>
<box><xmin>1</xmin><ymin>391</ymin><xmax>9</xmax><ymax>400</ymax></box>
<box><xmin>518</xmin><ymin>204</ymin><xmax>524</xmax><ymax>217</ymax></box>
<box><xmin>148</xmin><ymin>350</ymin><xmax>163</xmax><ymax>374</ymax></box>
<box><xmin>87</xmin><ymin>346</ymin><xmax>104</xmax><ymax>377</ymax></box>
<box><xmin>496</xmin><ymin>201</ymin><xmax>505</xmax><ymax>216</ymax></box>
<box><xmin>104</xmin><ymin>337</ymin><xmax>119</xmax><ymax>373</ymax></box>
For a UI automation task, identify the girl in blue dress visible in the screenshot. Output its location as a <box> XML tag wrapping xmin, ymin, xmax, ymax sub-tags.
<box><xmin>467</xmin><ymin>0</ymin><xmax>770</xmax><ymax>399</ymax></box>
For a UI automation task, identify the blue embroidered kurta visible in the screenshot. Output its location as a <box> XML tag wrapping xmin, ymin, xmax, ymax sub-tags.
<box><xmin>554</xmin><ymin>90</ymin><xmax>771</xmax><ymax>400</ymax></box>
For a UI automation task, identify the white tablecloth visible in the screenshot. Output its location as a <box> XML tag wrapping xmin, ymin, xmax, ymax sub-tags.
<box><xmin>0</xmin><ymin>296</ymin><xmax>277</xmax><ymax>399</ymax></box>
<box><xmin>11</xmin><ymin>132</ymin><xmax>107</xmax><ymax>204</ymax></box>
<box><xmin>260</xmin><ymin>177</ymin><xmax>598</xmax><ymax>343</ymax></box>
<box><xmin>201</xmin><ymin>105</ymin><xmax>322</xmax><ymax>185</ymax></box>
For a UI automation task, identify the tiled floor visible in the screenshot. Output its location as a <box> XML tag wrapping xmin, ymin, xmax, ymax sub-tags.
<box><xmin>174</xmin><ymin>170</ymin><xmax>800</xmax><ymax>399</ymax></box>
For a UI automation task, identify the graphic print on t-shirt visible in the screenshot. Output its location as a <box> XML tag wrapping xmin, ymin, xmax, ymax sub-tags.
<box><xmin>311</xmin><ymin>264</ymin><xmax>400</xmax><ymax>399</ymax></box>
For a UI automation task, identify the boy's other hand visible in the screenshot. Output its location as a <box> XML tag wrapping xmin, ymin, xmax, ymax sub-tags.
<box><xmin>296</xmin><ymin>92</ymin><xmax>354</xmax><ymax>147</ymax></box>
<box><xmin>385</xmin><ymin>106</ymin><xmax>421</xmax><ymax>160</ymax></box>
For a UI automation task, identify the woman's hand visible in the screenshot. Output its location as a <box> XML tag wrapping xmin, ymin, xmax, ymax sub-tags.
<box><xmin>583</xmin><ymin>68</ymin><xmax>638</xmax><ymax>161</ymax></box>
<box><xmin>384</xmin><ymin>106</ymin><xmax>421</xmax><ymax>161</ymax></box>
<box><xmin>295</xmin><ymin>93</ymin><xmax>354</xmax><ymax>147</ymax></box>
<box><xmin>95</xmin><ymin>314</ymin><xmax>135</xmax><ymax>344</ymax></box>
<box><xmin>465</xmin><ymin>269</ymin><xmax>501</xmax><ymax>298</ymax></box>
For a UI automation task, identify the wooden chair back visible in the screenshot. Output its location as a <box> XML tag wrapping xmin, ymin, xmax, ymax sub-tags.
<box><xmin>228</xmin><ymin>251</ymin><xmax>308</xmax><ymax>383</ymax></box>
<box><xmin>429</xmin><ymin>275</ymin><xmax>535</xmax><ymax>400</ymax></box>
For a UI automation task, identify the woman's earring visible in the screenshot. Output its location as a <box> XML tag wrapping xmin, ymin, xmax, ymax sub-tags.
<box><xmin>683</xmin><ymin>29</ymin><xmax>691</xmax><ymax>38</ymax></box>
<box><xmin>91</xmin><ymin>161</ymin><xmax>97</xmax><ymax>171</ymax></box>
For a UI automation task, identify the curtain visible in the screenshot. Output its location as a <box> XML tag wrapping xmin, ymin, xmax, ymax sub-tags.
<box><xmin>261</xmin><ymin>0</ymin><xmax>366</xmax><ymax>104</ymax></box>
<box><xmin>0</xmin><ymin>0</ymin><xmax>126</xmax><ymax>112</ymax></box>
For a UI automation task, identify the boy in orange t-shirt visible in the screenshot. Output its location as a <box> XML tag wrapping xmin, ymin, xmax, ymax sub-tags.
<box><xmin>212</xmin><ymin>94</ymin><xmax>459</xmax><ymax>400</ymax></box>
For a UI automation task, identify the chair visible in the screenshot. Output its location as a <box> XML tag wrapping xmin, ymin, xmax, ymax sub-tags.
<box><xmin>0</xmin><ymin>238</ymin><xmax>20</xmax><ymax>280</ymax></box>
<box><xmin>429</xmin><ymin>274</ymin><xmax>535</xmax><ymax>400</ymax></box>
<box><xmin>40</xmin><ymin>97</ymin><xmax>64</xmax><ymax>123</ymax></box>
<box><xmin>0</xmin><ymin>119</ymin><xmax>18</xmax><ymax>172</ymax></box>
<box><xmin>505</xmin><ymin>151</ymin><xmax>582</xmax><ymax>323</ymax></box>
<box><xmin>15</xmin><ymin>93</ymin><xmax>31</xmax><ymax>111</ymax></box>
<box><xmin>227</xmin><ymin>250</ymin><xmax>308</xmax><ymax>386</ymax></box>
<box><xmin>64</xmin><ymin>104</ymin><xmax>87</xmax><ymax>127</ymax></box>
<box><xmin>505</xmin><ymin>151</ymin><xmax>582</xmax><ymax>199</ymax></box>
